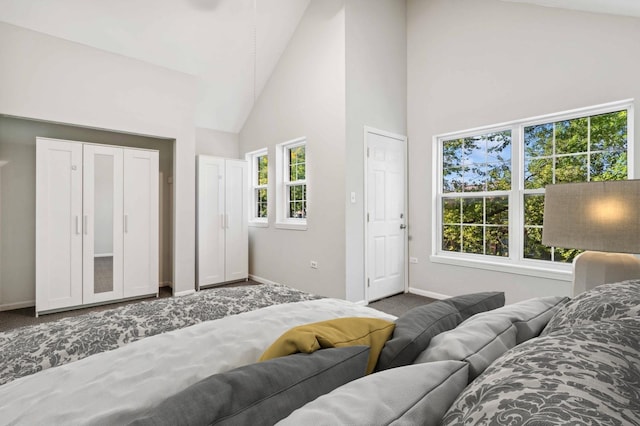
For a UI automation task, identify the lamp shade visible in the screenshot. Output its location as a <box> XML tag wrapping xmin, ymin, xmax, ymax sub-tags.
<box><xmin>542</xmin><ymin>180</ymin><xmax>640</xmax><ymax>254</ymax></box>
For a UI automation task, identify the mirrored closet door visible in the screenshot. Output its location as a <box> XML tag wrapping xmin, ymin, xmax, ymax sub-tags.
<box><xmin>82</xmin><ymin>145</ymin><xmax>124</xmax><ymax>304</ymax></box>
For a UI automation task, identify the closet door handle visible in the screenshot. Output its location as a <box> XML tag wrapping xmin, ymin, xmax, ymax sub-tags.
<box><xmin>84</xmin><ymin>215</ymin><xmax>88</xmax><ymax>235</ymax></box>
<box><xmin>124</xmin><ymin>215</ymin><xmax>129</xmax><ymax>233</ymax></box>
<box><xmin>75</xmin><ymin>216</ymin><xmax>80</xmax><ymax>235</ymax></box>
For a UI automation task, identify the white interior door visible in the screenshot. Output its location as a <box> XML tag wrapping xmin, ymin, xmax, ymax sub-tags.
<box><xmin>224</xmin><ymin>159</ymin><xmax>248</xmax><ymax>282</ymax></box>
<box><xmin>123</xmin><ymin>148</ymin><xmax>159</xmax><ymax>298</ymax></box>
<box><xmin>366</xmin><ymin>129</ymin><xmax>407</xmax><ymax>302</ymax></box>
<box><xmin>83</xmin><ymin>145</ymin><xmax>124</xmax><ymax>304</ymax></box>
<box><xmin>197</xmin><ymin>156</ymin><xmax>225</xmax><ymax>287</ymax></box>
<box><xmin>36</xmin><ymin>138</ymin><xmax>83</xmax><ymax>312</ymax></box>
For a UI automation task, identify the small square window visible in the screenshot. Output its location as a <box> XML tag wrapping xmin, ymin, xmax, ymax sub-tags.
<box><xmin>246</xmin><ymin>148</ymin><xmax>268</xmax><ymax>226</ymax></box>
<box><xmin>276</xmin><ymin>138</ymin><xmax>307</xmax><ymax>230</ymax></box>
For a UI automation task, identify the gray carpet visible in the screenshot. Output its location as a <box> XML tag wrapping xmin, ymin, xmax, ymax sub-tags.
<box><xmin>368</xmin><ymin>292</ymin><xmax>435</xmax><ymax>317</ymax></box>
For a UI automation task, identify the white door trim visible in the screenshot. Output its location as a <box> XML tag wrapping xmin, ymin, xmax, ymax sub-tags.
<box><xmin>363</xmin><ymin>126</ymin><xmax>408</xmax><ymax>303</ymax></box>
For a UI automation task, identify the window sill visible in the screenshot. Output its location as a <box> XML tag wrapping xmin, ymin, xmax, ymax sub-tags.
<box><xmin>249</xmin><ymin>221</ymin><xmax>268</xmax><ymax>228</ymax></box>
<box><xmin>429</xmin><ymin>254</ymin><xmax>572</xmax><ymax>281</ymax></box>
<box><xmin>275</xmin><ymin>221</ymin><xmax>307</xmax><ymax>231</ymax></box>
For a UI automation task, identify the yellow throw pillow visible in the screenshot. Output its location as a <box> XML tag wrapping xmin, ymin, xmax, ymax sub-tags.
<box><xmin>259</xmin><ymin>317</ymin><xmax>395</xmax><ymax>374</ymax></box>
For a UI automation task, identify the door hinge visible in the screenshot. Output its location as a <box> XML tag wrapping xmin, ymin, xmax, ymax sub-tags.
<box><xmin>367</xmin><ymin>278</ymin><xmax>370</xmax><ymax>288</ymax></box>
<box><xmin>367</xmin><ymin>212</ymin><xmax>370</xmax><ymax>222</ymax></box>
<box><xmin>367</xmin><ymin>147</ymin><xmax>370</xmax><ymax>158</ymax></box>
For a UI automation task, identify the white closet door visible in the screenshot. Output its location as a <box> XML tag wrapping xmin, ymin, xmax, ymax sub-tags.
<box><xmin>224</xmin><ymin>159</ymin><xmax>248</xmax><ymax>282</ymax></box>
<box><xmin>123</xmin><ymin>149</ymin><xmax>159</xmax><ymax>298</ymax></box>
<box><xmin>83</xmin><ymin>145</ymin><xmax>124</xmax><ymax>304</ymax></box>
<box><xmin>36</xmin><ymin>138</ymin><xmax>83</xmax><ymax>312</ymax></box>
<box><xmin>197</xmin><ymin>156</ymin><xmax>226</xmax><ymax>287</ymax></box>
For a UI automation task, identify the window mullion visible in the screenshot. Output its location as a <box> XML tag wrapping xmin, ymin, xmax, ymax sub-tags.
<box><xmin>512</xmin><ymin>123</ymin><xmax>521</xmax><ymax>262</ymax></box>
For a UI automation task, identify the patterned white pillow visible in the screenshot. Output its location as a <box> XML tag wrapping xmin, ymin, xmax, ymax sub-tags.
<box><xmin>443</xmin><ymin>318</ymin><xmax>640</xmax><ymax>425</ymax></box>
<box><xmin>542</xmin><ymin>280</ymin><xmax>640</xmax><ymax>335</ymax></box>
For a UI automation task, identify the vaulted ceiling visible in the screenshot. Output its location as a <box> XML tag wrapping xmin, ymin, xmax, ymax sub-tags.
<box><xmin>0</xmin><ymin>0</ymin><xmax>310</xmax><ymax>133</ymax></box>
<box><xmin>0</xmin><ymin>0</ymin><xmax>636</xmax><ymax>133</ymax></box>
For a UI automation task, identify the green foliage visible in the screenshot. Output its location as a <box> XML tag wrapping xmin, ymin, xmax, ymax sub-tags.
<box><xmin>443</xmin><ymin>131</ymin><xmax>511</xmax><ymax>193</ymax></box>
<box><xmin>443</xmin><ymin>110</ymin><xmax>627</xmax><ymax>262</ymax></box>
<box><xmin>289</xmin><ymin>146</ymin><xmax>306</xmax><ymax>181</ymax></box>
<box><xmin>289</xmin><ymin>184</ymin><xmax>306</xmax><ymax>218</ymax></box>
<box><xmin>257</xmin><ymin>155</ymin><xmax>268</xmax><ymax>185</ymax></box>
<box><xmin>256</xmin><ymin>188</ymin><xmax>267</xmax><ymax>218</ymax></box>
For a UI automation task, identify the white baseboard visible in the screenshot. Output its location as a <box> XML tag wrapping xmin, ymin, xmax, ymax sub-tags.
<box><xmin>0</xmin><ymin>300</ymin><xmax>35</xmax><ymax>311</ymax></box>
<box><xmin>173</xmin><ymin>289</ymin><xmax>196</xmax><ymax>297</ymax></box>
<box><xmin>408</xmin><ymin>287</ymin><xmax>450</xmax><ymax>300</ymax></box>
<box><xmin>248</xmin><ymin>274</ymin><xmax>280</xmax><ymax>286</ymax></box>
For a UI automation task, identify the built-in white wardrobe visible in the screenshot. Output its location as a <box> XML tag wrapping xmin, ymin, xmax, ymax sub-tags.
<box><xmin>197</xmin><ymin>155</ymin><xmax>248</xmax><ymax>288</ymax></box>
<box><xmin>36</xmin><ymin>137</ymin><xmax>159</xmax><ymax>315</ymax></box>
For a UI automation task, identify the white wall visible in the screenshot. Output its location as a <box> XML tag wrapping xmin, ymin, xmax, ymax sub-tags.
<box><xmin>239</xmin><ymin>0</ymin><xmax>347</xmax><ymax>298</ymax></box>
<box><xmin>195</xmin><ymin>127</ymin><xmax>240</xmax><ymax>159</ymax></box>
<box><xmin>344</xmin><ymin>0</ymin><xmax>407</xmax><ymax>302</ymax></box>
<box><xmin>0</xmin><ymin>22</ymin><xmax>196</xmax><ymax>297</ymax></box>
<box><xmin>407</xmin><ymin>0</ymin><xmax>640</xmax><ymax>302</ymax></box>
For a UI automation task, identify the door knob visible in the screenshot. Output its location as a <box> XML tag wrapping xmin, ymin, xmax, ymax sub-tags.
<box><xmin>400</xmin><ymin>224</ymin><xmax>407</xmax><ymax>229</ymax></box>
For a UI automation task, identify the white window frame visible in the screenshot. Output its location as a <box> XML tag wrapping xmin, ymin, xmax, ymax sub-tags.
<box><xmin>246</xmin><ymin>148</ymin><xmax>268</xmax><ymax>227</ymax></box>
<box><xmin>431</xmin><ymin>99</ymin><xmax>634</xmax><ymax>281</ymax></box>
<box><xmin>276</xmin><ymin>137</ymin><xmax>308</xmax><ymax>230</ymax></box>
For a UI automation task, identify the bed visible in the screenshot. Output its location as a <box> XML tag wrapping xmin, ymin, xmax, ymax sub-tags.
<box><xmin>0</xmin><ymin>282</ymin><xmax>320</xmax><ymax>386</ymax></box>
<box><xmin>1</xmin><ymin>281</ymin><xmax>639</xmax><ymax>425</ymax></box>
<box><xmin>0</xmin><ymin>283</ymin><xmax>393</xmax><ymax>424</ymax></box>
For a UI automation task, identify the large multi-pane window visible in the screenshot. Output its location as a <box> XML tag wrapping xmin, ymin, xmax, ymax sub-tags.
<box><xmin>276</xmin><ymin>138</ymin><xmax>307</xmax><ymax>230</ymax></box>
<box><xmin>246</xmin><ymin>148</ymin><xmax>268</xmax><ymax>226</ymax></box>
<box><xmin>435</xmin><ymin>102</ymin><xmax>631</xmax><ymax>274</ymax></box>
<box><xmin>522</xmin><ymin>110</ymin><xmax>628</xmax><ymax>263</ymax></box>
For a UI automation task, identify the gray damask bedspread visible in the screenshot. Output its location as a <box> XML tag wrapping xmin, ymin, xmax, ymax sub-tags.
<box><xmin>0</xmin><ymin>283</ymin><xmax>320</xmax><ymax>386</ymax></box>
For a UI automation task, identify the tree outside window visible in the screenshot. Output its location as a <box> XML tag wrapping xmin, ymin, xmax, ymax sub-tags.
<box><xmin>438</xmin><ymin>106</ymin><xmax>629</xmax><ymax>267</ymax></box>
<box><xmin>275</xmin><ymin>137</ymin><xmax>308</xmax><ymax>230</ymax></box>
<box><xmin>441</xmin><ymin>131</ymin><xmax>511</xmax><ymax>257</ymax></box>
<box><xmin>256</xmin><ymin>154</ymin><xmax>268</xmax><ymax>218</ymax></box>
<box><xmin>287</xmin><ymin>145</ymin><xmax>306</xmax><ymax>219</ymax></box>
<box><xmin>246</xmin><ymin>148</ymin><xmax>268</xmax><ymax>225</ymax></box>
<box><xmin>523</xmin><ymin>110</ymin><xmax>627</xmax><ymax>263</ymax></box>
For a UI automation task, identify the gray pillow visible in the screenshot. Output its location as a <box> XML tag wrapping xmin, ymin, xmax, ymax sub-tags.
<box><xmin>443</xmin><ymin>318</ymin><xmax>640</xmax><ymax>425</ymax></box>
<box><xmin>376</xmin><ymin>292</ymin><xmax>505</xmax><ymax>371</ymax></box>
<box><xmin>376</xmin><ymin>301</ymin><xmax>461</xmax><ymax>371</ymax></box>
<box><xmin>460</xmin><ymin>295</ymin><xmax>568</xmax><ymax>344</ymax></box>
<box><xmin>542</xmin><ymin>280</ymin><xmax>640</xmax><ymax>336</ymax></box>
<box><xmin>443</xmin><ymin>291</ymin><xmax>505</xmax><ymax>321</ymax></box>
<box><xmin>414</xmin><ymin>316</ymin><xmax>517</xmax><ymax>382</ymax></box>
<box><xmin>277</xmin><ymin>360</ymin><xmax>469</xmax><ymax>426</ymax></box>
<box><xmin>127</xmin><ymin>346</ymin><xmax>370</xmax><ymax>426</ymax></box>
